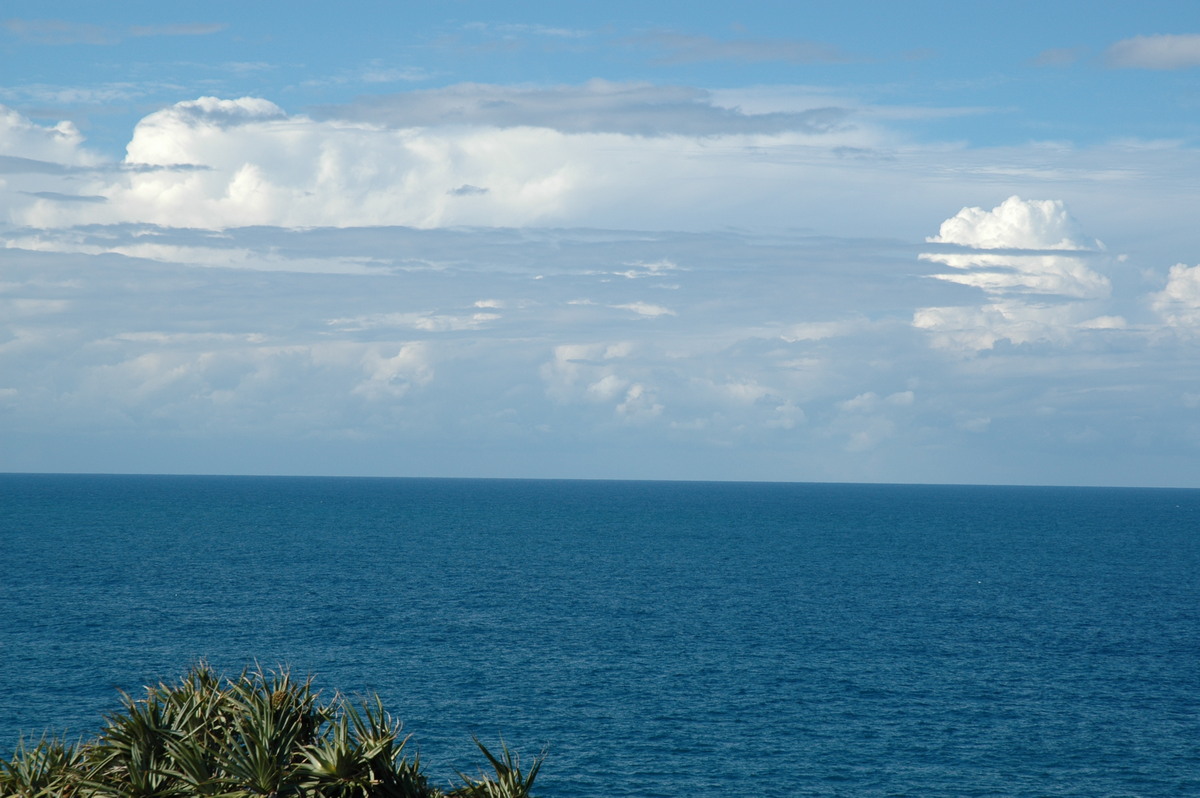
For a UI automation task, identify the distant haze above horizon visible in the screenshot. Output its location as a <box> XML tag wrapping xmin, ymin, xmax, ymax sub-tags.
<box><xmin>4</xmin><ymin>1</ymin><xmax>1200</xmax><ymax>487</ymax></box>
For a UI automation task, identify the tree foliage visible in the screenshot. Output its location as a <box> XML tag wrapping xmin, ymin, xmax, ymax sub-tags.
<box><xmin>0</xmin><ymin>664</ymin><xmax>543</xmax><ymax>798</ymax></box>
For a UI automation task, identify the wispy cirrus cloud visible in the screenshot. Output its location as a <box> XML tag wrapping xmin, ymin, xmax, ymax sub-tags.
<box><xmin>630</xmin><ymin>30</ymin><xmax>855</xmax><ymax>65</ymax></box>
<box><xmin>463</xmin><ymin>22</ymin><xmax>591</xmax><ymax>40</ymax></box>
<box><xmin>1029</xmin><ymin>47</ymin><xmax>1087</xmax><ymax>67</ymax></box>
<box><xmin>321</xmin><ymin>80</ymin><xmax>852</xmax><ymax>136</ymax></box>
<box><xmin>2</xmin><ymin>19</ymin><xmax>116</xmax><ymax>45</ymax></box>
<box><xmin>129</xmin><ymin>23</ymin><xmax>228</xmax><ymax>37</ymax></box>
<box><xmin>0</xmin><ymin>81</ymin><xmax>184</xmax><ymax>106</ymax></box>
<box><xmin>302</xmin><ymin>60</ymin><xmax>431</xmax><ymax>88</ymax></box>
<box><xmin>2</xmin><ymin>18</ymin><xmax>226</xmax><ymax>46</ymax></box>
<box><xmin>1105</xmin><ymin>34</ymin><xmax>1200</xmax><ymax>69</ymax></box>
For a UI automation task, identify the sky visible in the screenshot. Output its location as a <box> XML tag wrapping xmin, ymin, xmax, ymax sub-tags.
<box><xmin>3</xmin><ymin>1</ymin><xmax>1200</xmax><ymax>486</ymax></box>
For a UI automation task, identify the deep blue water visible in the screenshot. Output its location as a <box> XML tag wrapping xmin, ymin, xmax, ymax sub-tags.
<box><xmin>1</xmin><ymin>474</ymin><xmax>1198</xmax><ymax>797</ymax></box>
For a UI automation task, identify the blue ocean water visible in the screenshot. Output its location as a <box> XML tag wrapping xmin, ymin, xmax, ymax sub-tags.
<box><xmin>0</xmin><ymin>475</ymin><xmax>1197</xmax><ymax>797</ymax></box>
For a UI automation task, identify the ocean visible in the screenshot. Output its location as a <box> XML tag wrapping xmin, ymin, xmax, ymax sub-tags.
<box><xmin>1</xmin><ymin>474</ymin><xmax>1197</xmax><ymax>797</ymax></box>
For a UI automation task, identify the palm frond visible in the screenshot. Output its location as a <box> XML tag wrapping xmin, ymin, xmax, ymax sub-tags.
<box><xmin>451</xmin><ymin>738</ymin><xmax>544</xmax><ymax>798</ymax></box>
<box><xmin>4</xmin><ymin>663</ymin><xmax>542</xmax><ymax>798</ymax></box>
<box><xmin>0</xmin><ymin>734</ymin><xmax>85</xmax><ymax>798</ymax></box>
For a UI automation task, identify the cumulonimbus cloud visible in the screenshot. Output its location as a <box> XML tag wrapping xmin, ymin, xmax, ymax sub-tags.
<box><xmin>3</xmin><ymin>92</ymin><xmax>874</xmax><ymax>231</ymax></box>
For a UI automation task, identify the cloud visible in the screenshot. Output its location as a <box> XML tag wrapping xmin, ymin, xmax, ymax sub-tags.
<box><xmin>22</xmin><ymin>191</ymin><xmax>106</xmax><ymax>203</ymax></box>
<box><xmin>615</xmin><ymin>383</ymin><xmax>663</xmax><ymax>420</ymax></box>
<box><xmin>0</xmin><ymin>105</ymin><xmax>96</xmax><ymax>164</ymax></box>
<box><xmin>327</xmin><ymin>311</ymin><xmax>500</xmax><ymax>332</ymax></box>
<box><xmin>303</xmin><ymin>61</ymin><xmax>430</xmax><ymax>88</ymax></box>
<box><xmin>611</xmin><ymin>260</ymin><xmax>680</xmax><ymax>280</ymax></box>
<box><xmin>463</xmin><ymin>22</ymin><xmax>589</xmax><ymax>40</ymax></box>
<box><xmin>612</xmin><ymin>301</ymin><xmax>675</xmax><ymax>317</ymax></box>
<box><xmin>921</xmin><ymin>196</ymin><xmax>1108</xmax><ymax>299</ymax></box>
<box><xmin>320</xmin><ymin>80</ymin><xmax>853</xmax><ymax>136</ymax></box>
<box><xmin>912</xmin><ymin>300</ymin><xmax>1093</xmax><ymax>350</ymax></box>
<box><xmin>12</xmin><ymin>91</ymin><xmax>1200</xmax><ymax>249</ymax></box>
<box><xmin>0</xmin><ymin>155</ymin><xmax>76</xmax><ymax>175</ymax></box>
<box><xmin>2</xmin><ymin>19</ymin><xmax>116</xmax><ymax>45</ymax></box>
<box><xmin>1105</xmin><ymin>34</ymin><xmax>1200</xmax><ymax>69</ymax></box>
<box><xmin>128</xmin><ymin>23</ymin><xmax>227</xmax><ymax>37</ymax></box>
<box><xmin>3</xmin><ymin>18</ymin><xmax>226</xmax><ymax>45</ymax></box>
<box><xmin>1029</xmin><ymin>47</ymin><xmax>1086</xmax><ymax>67</ymax></box>
<box><xmin>926</xmin><ymin>196</ymin><xmax>1093</xmax><ymax>251</ymax></box>
<box><xmin>631</xmin><ymin>31</ymin><xmax>854</xmax><ymax>65</ymax></box>
<box><xmin>3</xmin><ymin>219</ymin><xmax>1199</xmax><ymax>484</ymax></box>
<box><xmin>915</xmin><ymin>197</ymin><xmax>1118</xmax><ymax>351</ymax></box>
<box><xmin>5</xmin><ymin>93</ymin><xmax>873</xmax><ymax>231</ymax></box>
<box><xmin>1151</xmin><ymin>263</ymin><xmax>1200</xmax><ymax>328</ymax></box>
<box><xmin>0</xmin><ymin>82</ymin><xmax>178</xmax><ymax>107</ymax></box>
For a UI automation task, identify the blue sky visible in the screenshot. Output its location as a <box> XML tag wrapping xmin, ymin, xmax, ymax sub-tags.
<box><xmin>4</xmin><ymin>2</ymin><xmax>1200</xmax><ymax>485</ymax></box>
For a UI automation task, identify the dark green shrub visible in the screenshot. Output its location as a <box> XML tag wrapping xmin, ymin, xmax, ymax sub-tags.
<box><xmin>0</xmin><ymin>664</ymin><xmax>543</xmax><ymax>798</ymax></box>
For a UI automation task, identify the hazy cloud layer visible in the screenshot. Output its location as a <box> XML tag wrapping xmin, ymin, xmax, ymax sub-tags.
<box><xmin>2</xmin><ymin>214</ymin><xmax>1199</xmax><ymax>485</ymax></box>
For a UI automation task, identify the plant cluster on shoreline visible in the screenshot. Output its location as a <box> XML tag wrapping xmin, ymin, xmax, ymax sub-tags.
<box><xmin>0</xmin><ymin>664</ymin><xmax>542</xmax><ymax>798</ymax></box>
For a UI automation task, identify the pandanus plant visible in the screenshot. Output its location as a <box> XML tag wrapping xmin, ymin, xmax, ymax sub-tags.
<box><xmin>0</xmin><ymin>664</ymin><xmax>544</xmax><ymax>798</ymax></box>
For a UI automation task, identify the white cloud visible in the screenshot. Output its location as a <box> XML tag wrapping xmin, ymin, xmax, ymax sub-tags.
<box><xmin>926</xmin><ymin>196</ymin><xmax>1093</xmax><ymax>250</ymax></box>
<box><xmin>541</xmin><ymin>342</ymin><xmax>638</xmax><ymax>404</ymax></box>
<box><xmin>913</xmin><ymin>300</ymin><xmax>1084</xmax><ymax>350</ymax></box>
<box><xmin>586</xmin><ymin>373</ymin><xmax>628</xmax><ymax>401</ymax></box>
<box><xmin>7</xmin><ymin>97</ymin><xmax>1200</xmax><ymax>254</ymax></box>
<box><xmin>612</xmin><ymin>301</ymin><xmax>675</xmax><ymax>317</ymax></box>
<box><xmin>924</xmin><ymin>252</ymin><xmax>1109</xmax><ymax>300</ymax></box>
<box><xmin>615</xmin><ymin>383</ymin><xmax>663</xmax><ymax>420</ymax></box>
<box><xmin>1106</xmin><ymin>34</ymin><xmax>1200</xmax><ymax>70</ymax></box>
<box><xmin>6</xmin><ymin>93</ymin><xmax>883</xmax><ymax>231</ymax></box>
<box><xmin>612</xmin><ymin>259</ymin><xmax>681</xmax><ymax>279</ymax></box>
<box><xmin>915</xmin><ymin>197</ymin><xmax>1120</xmax><ymax>351</ymax></box>
<box><xmin>17</xmin><ymin>97</ymin><xmax>589</xmax><ymax>228</ymax></box>
<box><xmin>328</xmin><ymin>311</ymin><xmax>501</xmax><ymax>332</ymax></box>
<box><xmin>351</xmin><ymin>343</ymin><xmax>433</xmax><ymax>400</ymax></box>
<box><xmin>0</xmin><ymin>104</ymin><xmax>96</xmax><ymax>164</ymax></box>
<box><xmin>837</xmin><ymin>390</ymin><xmax>914</xmax><ymax>412</ymax></box>
<box><xmin>1151</xmin><ymin>263</ymin><xmax>1200</xmax><ymax>328</ymax></box>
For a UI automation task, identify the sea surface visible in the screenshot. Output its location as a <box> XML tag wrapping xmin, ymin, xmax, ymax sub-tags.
<box><xmin>1</xmin><ymin>474</ymin><xmax>1197</xmax><ymax>797</ymax></box>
